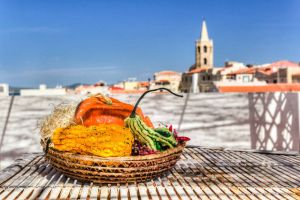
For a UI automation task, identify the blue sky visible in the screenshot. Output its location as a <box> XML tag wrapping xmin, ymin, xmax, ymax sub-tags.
<box><xmin>0</xmin><ymin>0</ymin><xmax>299</xmax><ymax>87</ymax></box>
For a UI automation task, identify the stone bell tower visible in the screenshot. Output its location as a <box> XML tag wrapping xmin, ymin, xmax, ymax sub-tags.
<box><xmin>195</xmin><ymin>20</ymin><xmax>214</xmax><ymax>69</ymax></box>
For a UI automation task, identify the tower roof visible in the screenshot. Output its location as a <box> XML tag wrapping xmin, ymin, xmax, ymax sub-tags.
<box><xmin>200</xmin><ymin>20</ymin><xmax>209</xmax><ymax>41</ymax></box>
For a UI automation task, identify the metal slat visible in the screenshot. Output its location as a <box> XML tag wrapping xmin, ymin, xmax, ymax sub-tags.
<box><xmin>5</xmin><ymin>164</ymin><xmax>51</xmax><ymax>200</ymax></box>
<box><xmin>191</xmin><ymin>148</ymin><xmax>257</xmax><ymax>199</ymax></box>
<box><xmin>118</xmin><ymin>185</ymin><xmax>128</xmax><ymax>200</ymax></box>
<box><xmin>68</xmin><ymin>181</ymin><xmax>82</xmax><ymax>199</ymax></box>
<box><xmin>216</xmin><ymin>149</ymin><xmax>300</xmax><ymax>200</ymax></box>
<box><xmin>152</xmin><ymin>178</ymin><xmax>171</xmax><ymax>200</ymax></box>
<box><xmin>45</xmin><ymin>175</ymin><xmax>68</xmax><ymax>200</ymax></box>
<box><xmin>100</xmin><ymin>185</ymin><xmax>110</xmax><ymax>200</ymax></box>
<box><xmin>205</xmin><ymin>149</ymin><xmax>278</xmax><ymax>200</ymax></box>
<box><xmin>144</xmin><ymin>181</ymin><xmax>161</xmax><ymax>200</ymax></box>
<box><xmin>224</xmin><ymin>149</ymin><xmax>300</xmax><ymax>199</ymax></box>
<box><xmin>0</xmin><ymin>156</ymin><xmax>44</xmax><ymax>188</ymax></box>
<box><xmin>1</xmin><ymin>147</ymin><xmax>300</xmax><ymax>200</ymax></box>
<box><xmin>0</xmin><ymin>153</ymin><xmax>42</xmax><ymax>186</ymax></box>
<box><xmin>183</xmin><ymin>149</ymin><xmax>240</xmax><ymax>200</ymax></box>
<box><xmin>181</xmin><ymin>155</ymin><xmax>234</xmax><ymax>200</ymax></box>
<box><xmin>109</xmin><ymin>185</ymin><xmax>119</xmax><ymax>200</ymax></box>
<box><xmin>29</xmin><ymin>168</ymin><xmax>61</xmax><ymax>199</ymax></box>
<box><xmin>0</xmin><ymin>158</ymin><xmax>46</xmax><ymax>199</ymax></box>
<box><xmin>175</xmin><ymin>162</ymin><xmax>223</xmax><ymax>199</ymax></box>
<box><xmin>56</xmin><ymin>177</ymin><xmax>73</xmax><ymax>199</ymax></box>
<box><xmin>223</xmin><ymin>152</ymin><xmax>299</xmax><ymax>200</ymax></box>
<box><xmin>128</xmin><ymin>184</ymin><xmax>138</xmax><ymax>200</ymax></box>
<box><xmin>159</xmin><ymin>176</ymin><xmax>181</xmax><ymax>200</ymax></box>
<box><xmin>187</xmin><ymin>148</ymin><xmax>249</xmax><ymax>200</ymax></box>
<box><xmin>171</xmin><ymin>168</ymin><xmax>201</xmax><ymax>199</ymax></box>
<box><xmin>89</xmin><ymin>184</ymin><xmax>100</xmax><ymax>199</ymax></box>
<box><xmin>194</xmin><ymin>148</ymin><xmax>267</xmax><ymax>200</ymax></box>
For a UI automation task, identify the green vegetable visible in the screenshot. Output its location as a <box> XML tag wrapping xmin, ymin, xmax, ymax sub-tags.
<box><xmin>124</xmin><ymin>88</ymin><xmax>183</xmax><ymax>151</ymax></box>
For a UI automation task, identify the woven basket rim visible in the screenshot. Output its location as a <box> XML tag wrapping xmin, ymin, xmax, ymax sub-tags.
<box><xmin>43</xmin><ymin>141</ymin><xmax>186</xmax><ymax>161</ymax></box>
<box><xmin>47</xmin><ymin>153</ymin><xmax>179</xmax><ymax>171</ymax></box>
<box><xmin>43</xmin><ymin>140</ymin><xmax>186</xmax><ymax>183</ymax></box>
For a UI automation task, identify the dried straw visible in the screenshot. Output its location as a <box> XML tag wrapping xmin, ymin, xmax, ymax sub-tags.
<box><xmin>39</xmin><ymin>103</ymin><xmax>77</xmax><ymax>145</ymax></box>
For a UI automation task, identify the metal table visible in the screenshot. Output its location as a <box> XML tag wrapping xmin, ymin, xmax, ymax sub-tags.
<box><xmin>1</xmin><ymin>147</ymin><xmax>300</xmax><ymax>199</ymax></box>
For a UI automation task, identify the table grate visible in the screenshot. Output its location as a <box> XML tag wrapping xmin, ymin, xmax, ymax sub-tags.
<box><xmin>1</xmin><ymin>147</ymin><xmax>300</xmax><ymax>199</ymax></box>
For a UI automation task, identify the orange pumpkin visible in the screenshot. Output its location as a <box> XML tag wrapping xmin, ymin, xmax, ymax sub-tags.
<box><xmin>74</xmin><ymin>94</ymin><xmax>154</xmax><ymax>127</ymax></box>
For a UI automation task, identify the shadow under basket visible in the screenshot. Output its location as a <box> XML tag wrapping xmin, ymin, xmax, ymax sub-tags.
<box><xmin>42</xmin><ymin>142</ymin><xmax>186</xmax><ymax>184</ymax></box>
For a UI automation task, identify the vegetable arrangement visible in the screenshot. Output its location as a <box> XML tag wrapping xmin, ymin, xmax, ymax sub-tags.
<box><xmin>52</xmin><ymin>124</ymin><xmax>134</xmax><ymax>157</ymax></box>
<box><xmin>125</xmin><ymin>88</ymin><xmax>183</xmax><ymax>151</ymax></box>
<box><xmin>44</xmin><ymin>88</ymin><xmax>190</xmax><ymax>157</ymax></box>
<box><xmin>74</xmin><ymin>93</ymin><xmax>153</xmax><ymax>127</ymax></box>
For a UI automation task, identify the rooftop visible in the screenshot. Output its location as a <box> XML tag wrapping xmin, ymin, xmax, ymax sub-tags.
<box><xmin>266</xmin><ymin>60</ymin><xmax>299</xmax><ymax>68</ymax></box>
<box><xmin>217</xmin><ymin>60</ymin><xmax>299</xmax><ymax>76</ymax></box>
<box><xmin>155</xmin><ymin>71</ymin><xmax>181</xmax><ymax>76</ymax></box>
<box><xmin>138</xmin><ymin>82</ymin><xmax>150</xmax><ymax>87</ymax></box>
<box><xmin>218</xmin><ymin>83</ymin><xmax>300</xmax><ymax>92</ymax></box>
<box><xmin>227</xmin><ymin>67</ymin><xmax>256</xmax><ymax>75</ymax></box>
<box><xmin>187</xmin><ymin>67</ymin><xmax>210</xmax><ymax>74</ymax></box>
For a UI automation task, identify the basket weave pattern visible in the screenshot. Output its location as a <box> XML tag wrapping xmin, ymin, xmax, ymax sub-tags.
<box><xmin>44</xmin><ymin>142</ymin><xmax>186</xmax><ymax>183</ymax></box>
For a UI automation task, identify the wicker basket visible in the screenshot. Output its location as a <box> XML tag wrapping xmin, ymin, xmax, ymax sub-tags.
<box><xmin>42</xmin><ymin>141</ymin><xmax>186</xmax><ymax>183</ymax></box>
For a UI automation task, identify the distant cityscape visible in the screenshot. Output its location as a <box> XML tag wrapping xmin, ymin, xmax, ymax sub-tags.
<box><xmin>1</xmin><ymin>20</ymin><xmax>300</xmax><ymax>96</ymax></box>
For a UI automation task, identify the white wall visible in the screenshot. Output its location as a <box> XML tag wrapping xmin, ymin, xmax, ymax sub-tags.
<box><xmin>0</xmin><ymin>84</ymin><xmax>9</xmax><ymax>96</ymax></box>
<box><xmin>192</xmin><ymin>73</ymin><xmax>199</xmax><ymax>93</ymax></box>
<box><xmin>20</xmin><ymin>88</ymin><xmax>67</xmax><ymax>96</ymax></box>
<box><xmin>249</xmin><ymin>92</ymin><xmax>300</xmax><ymax>151</ymax></box>
<box><xmin>77</xmin><ymin>86</ymin><xmax>109</xmax><ymax>95</ymax></box>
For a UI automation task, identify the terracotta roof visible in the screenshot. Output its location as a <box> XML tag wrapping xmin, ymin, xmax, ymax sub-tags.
<box><xmin>218</xmin><ymin>84</ymin><xmax>300</xmax><ymax>93</ymax></box>
<box><xmin>156</xmin><ymin>71</ymin><xmax>180</xmax><ymax>75</ymax></box>
<box><xmin>110</xmin><ymin>90</ymin><xmax>146</xmax><ymax>94</ymax></box>
<box><xmin>138</xmin><ymin>82</ymin><xmax>150</xmax><ymax>87</ymax></box>
<box><xmin>225</xmin><ymin>60</ymin><xmax>299</xmax><ymax>76</ymax></box>
<box><xmin>109</xmin><ymin>86</ymin><xmax>124</xmax><ymax>91</ymax></box>
<box><xmin>255</xmin><ymin>60</ymin><xmax>299</xmax><ymax>76</ymax></box>
<box><xmin>187</xmin><ymin>67</ymin><xmax>210</xmax><ymax>74</ymax></box>
<box><xmin>155</xmin><ymin>80</ymin><xmax>170</xmax><ymax>83</ymax></box>
<box><xmin>227</xmin><ymin>68</ymin><xmax>256</xmax><ymax>75</ymax></box>
<box><xmin>266</xmin><ymin>60</ymin><xmax>299</xmax><ymax>68</ymax></box>
<box><xmin>257</xmin><ymin>67</ymin><xmax>275</xmax><ymax>75</ymax></box>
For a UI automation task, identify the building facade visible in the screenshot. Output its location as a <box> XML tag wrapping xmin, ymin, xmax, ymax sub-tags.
<box><xmin>195</xmin><ymin>21</ymin><xmax>214</xmax><ymax>69</ymax></box>
<box><xmin>181</xmin><ymin>21</ymin><xmax>300</xmax><ymax>93</ymax></box>
<box><xmin>150</xmin><ymin>71</ymin><xmax>181</xmax><ymax>92</ymax></box>
<box><xmin>181</xmin><ymin>20</ymin><xmax>215</xmax><ymax>93</ymax></box>
<box><xmin>254</xmin><ymin>61</ymin><xmax>300</xmax><ymax>84</ymax></box>
<box><xmin>20</xmin><ymin>84</ymin><xmax>67</xmax><ymax>96</ymax></box>
<box><xmin>0</xmin><ymin>83</ymin><xmax>9</xmax><ymax>96</ymax></box>
<box><xmin>215</xmin><ymin>60</ymin><xmax>300</xmax><ymax>90</ymax></box>
<box><xmin>74</xmin><ymin>82</ymin><xmax>109</xmax><ymax>95</ymax></box>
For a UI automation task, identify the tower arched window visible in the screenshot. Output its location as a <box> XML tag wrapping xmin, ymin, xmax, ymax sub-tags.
<box><xmin>197</xmin><ymin>46</ymin><xmax>200</xmax><ymax>53</ymax></box>
<box><xmin>204</xmin><ymin>58</ymin><xmax>207</xmax><ymax>65</ymax></box>
<box><xmin>204</xmin><ymin>46</ymin><xmax>207</xmax><ymax>53</ymax></box>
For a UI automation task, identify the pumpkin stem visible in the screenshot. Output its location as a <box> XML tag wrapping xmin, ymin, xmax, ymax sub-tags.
<box><xmin>92</xmin><ymin>93</ymin><xmax>112</xmax><ymax>105</ymax></box>
<box><xmin>130</xmin><ymin>88</ymin><xmax>183</xmax><ymax>118</ymax></box>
